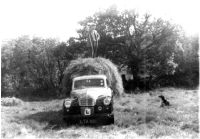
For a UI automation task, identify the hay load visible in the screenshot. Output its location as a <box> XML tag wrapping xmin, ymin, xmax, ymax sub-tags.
<box><xmin>1</xmin><ymin>97</ymin><xmax>23</xmax><ymax>106</ymax></box>
<box><xmin>62</xmin><ymin>57</ymin><xmax>124</xmax><ymax>96</ymax></box>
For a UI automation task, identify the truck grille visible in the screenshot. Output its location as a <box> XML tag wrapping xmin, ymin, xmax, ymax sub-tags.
<box><xmin>79</xmin><ymin>97</ymin><xmax>95</xmax><ymax>106</ymax></box>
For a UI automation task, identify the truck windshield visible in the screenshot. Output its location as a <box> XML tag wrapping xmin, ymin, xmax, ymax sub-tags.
<box><xmin>74</xmin><ymin>78</ymin><xmax>105</xmax><ymax>89</ymax></box>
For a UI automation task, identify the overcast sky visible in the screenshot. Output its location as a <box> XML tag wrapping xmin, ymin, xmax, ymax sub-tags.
<box><xmin>0</xmin><ymin>0</ymin><xmax>199</xmax><ymax>44</ymax></box>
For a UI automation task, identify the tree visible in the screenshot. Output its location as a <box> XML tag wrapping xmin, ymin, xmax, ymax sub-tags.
<box><xmin>77</xmin><ymin>7</ymin><xmax>181</xmax><ymax>89</ymax></box>
<box><xmin>1</xmin><ymin>36</ymin><xmax>60</xmax><ymax>95</ymax></box>
<box><xmin>1</xmin><ymin>35</ymin><xmax>90</xmax><ymax>96</ymax></box>
<box><xmin>173</xmin><ymin>34</ymin><xmax>199</xmax><ymax>87</ymax></box>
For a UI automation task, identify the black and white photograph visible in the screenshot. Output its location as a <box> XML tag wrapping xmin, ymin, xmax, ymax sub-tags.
<box><xmin>0</xmin><ymin>0</ymin><xmax>199</xmax><ymax>138</ymax></box>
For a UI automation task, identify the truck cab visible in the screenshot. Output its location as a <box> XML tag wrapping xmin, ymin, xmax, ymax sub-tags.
<box><xmin>63</xmin><ymin>75</ymin><xmax>114</xmax><ymax>124</ymax></box>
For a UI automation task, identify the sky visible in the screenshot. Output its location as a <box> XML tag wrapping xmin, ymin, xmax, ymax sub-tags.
<box><xmin>0</xmin><ymin>0</ymin><xmax>199</xmax><ymax>44</ymax></box>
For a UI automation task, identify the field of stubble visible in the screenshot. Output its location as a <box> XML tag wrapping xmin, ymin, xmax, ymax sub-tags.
<box><xmin>1</xmin><ymin>88</ymin><xmax>199</xmax><ymax>139</ymax></box>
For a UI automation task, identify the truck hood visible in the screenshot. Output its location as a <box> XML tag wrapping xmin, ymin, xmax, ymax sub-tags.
<box><xmin>71</xmin><ymin>88</ymin><xmax>112</xmax><ymax>100</ymax></box>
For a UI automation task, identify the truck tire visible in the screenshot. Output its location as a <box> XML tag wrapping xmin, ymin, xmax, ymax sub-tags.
<box><xmin>108</xmin><ymin>114</ymin><xmax>114</xmax><ymax>124</ymax></box>
<box><xmin>104</xmin><ymin>114</ymin><xmax>114</xmax><ymax>125</ymax></box>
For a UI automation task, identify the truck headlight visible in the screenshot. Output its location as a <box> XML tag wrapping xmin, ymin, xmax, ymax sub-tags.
<box><xmin>64</xmin><ymin>99</ymin><xmax>72</xmax><ymax>108</ymax></box>
<box><xmin>103</xmin><ymin>96</ymin><xmax>111</xmax><ymax>105</ymax></box>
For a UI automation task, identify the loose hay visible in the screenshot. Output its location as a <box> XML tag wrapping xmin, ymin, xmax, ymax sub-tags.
<box><xmin>62</xmin><ymin>57</ymin><xmax>124</xmax><ymax>96</ymax></box>
<box><xmin>1</xmin><ymin>97</ymin><xmax>23</xmax><ymax>106</ymax></box>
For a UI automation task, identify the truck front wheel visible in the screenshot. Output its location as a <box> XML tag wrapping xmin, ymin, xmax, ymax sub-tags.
<box><xmin>107</xmin><ymin>114</ymin><xmax>114</xmax><ymax>124</ymax></box>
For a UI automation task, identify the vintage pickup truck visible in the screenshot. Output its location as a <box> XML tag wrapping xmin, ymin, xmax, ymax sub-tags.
<box><xmin>63</xmin><ymin>75</ymin><xmax>114</xmax><ymax>124</ymax></box>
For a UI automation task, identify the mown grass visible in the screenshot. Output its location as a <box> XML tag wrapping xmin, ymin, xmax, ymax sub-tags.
<box><xmin>1</xmin><ymin>88</ymin><xmax>199</xmax><ymax>138</ymax></box>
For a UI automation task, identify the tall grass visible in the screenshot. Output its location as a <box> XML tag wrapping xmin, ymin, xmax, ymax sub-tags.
<box><xmin>1</xmin><ymin>88</ymin><xmax>199</xmax><ymax>138</ymax></box>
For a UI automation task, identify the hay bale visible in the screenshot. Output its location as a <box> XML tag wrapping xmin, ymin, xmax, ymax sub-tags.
<box><xmin>62</xmin><ymin>57</ymin><xmax>124</xmax><ymax>96</ymax></box>
<box><xmin>1</xmin><ymin>97</ymin><xmax>23</xmax><ymax>106</ymax></box>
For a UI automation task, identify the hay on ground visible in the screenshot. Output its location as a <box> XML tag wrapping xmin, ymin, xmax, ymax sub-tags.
<box><xmin>62</xmin><ymin>57</ymin><xmax>124</xmax><ymax>96</ymax></box>
<box><xmin>1</xmin><ymin>97</ymin><xmax>23</xmax><ymax>106</ymax></box>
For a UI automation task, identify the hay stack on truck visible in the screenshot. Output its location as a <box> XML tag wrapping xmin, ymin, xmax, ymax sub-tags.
<box><xmin>62</xmin><ymin>24</ymin><xmax>123</xmax><ymax>124</ymax></box>
<box><xmin>62</xmin><ymin>57</ymin><xmax>124</xmax><ymax>124</ymax></box>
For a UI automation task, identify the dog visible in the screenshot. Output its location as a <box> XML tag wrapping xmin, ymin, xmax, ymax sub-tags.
<box><xmin>158</xmin><ymin>95</ymin><xmax>170</xmax><ymax>107</ymax></box>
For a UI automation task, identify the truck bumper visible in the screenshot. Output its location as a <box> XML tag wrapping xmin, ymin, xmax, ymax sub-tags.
<box><xmin>63</xmin><ymin>113</ymin><xmax>114</xmax><ymax>124</ymax></box>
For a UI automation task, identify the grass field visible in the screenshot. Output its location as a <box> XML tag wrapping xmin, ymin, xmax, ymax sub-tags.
<box><xmin>1</xmin><ymin>88</ymin><xmax>199</xmax><ymax>138</ymax></box>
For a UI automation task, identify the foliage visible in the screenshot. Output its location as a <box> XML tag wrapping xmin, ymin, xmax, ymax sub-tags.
<box><xmin>2</xmin><ymin>36</ymin><xmax>58</xmax><ymax>92</ymax></box>
<box><xmin>173</xmin><ymin>35</ymin><xmax>199</xmax><ymax>87</ymax></box>
<box><xmin>77</xmin><ymin>7</ymin><xmax>198</xmax><ymax>89</ymax></box>
<box><xmin>1</xmin><ymin>36</ymin><xmax>84</xmax><ymax>96</ymax></box>
<box><xmin>1</xmin><ymin>7</ymin><xmax>199</xmax><ymax>97</ymax></box>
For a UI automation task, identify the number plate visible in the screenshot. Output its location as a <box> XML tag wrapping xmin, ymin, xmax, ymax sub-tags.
<box><xmin>80</xmin><ymin>119</ymin><xmax>96</xmax><ymax>124</ymax></box>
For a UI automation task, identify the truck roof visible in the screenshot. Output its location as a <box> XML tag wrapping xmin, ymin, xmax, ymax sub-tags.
<box><xmin>73</xmin><ymin>75</ymin><xmax>107</xmax><ymax>81</ymax></box>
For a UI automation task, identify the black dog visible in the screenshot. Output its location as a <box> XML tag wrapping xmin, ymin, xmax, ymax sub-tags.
<box><xmin>158</xmin><ymin>95</ymin><xmax>170</xmax><ymax>107</ymax></box>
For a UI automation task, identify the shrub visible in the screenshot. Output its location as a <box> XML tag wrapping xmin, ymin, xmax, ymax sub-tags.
<box><xmin>62</xmin><ymin>57</ymin><xmax>124</xmax><ymax>96</ymax></box>
<box><xmin>1</xmin><ymin>97</ymin><xmax>23</xmax><ymax>106</ymax></box>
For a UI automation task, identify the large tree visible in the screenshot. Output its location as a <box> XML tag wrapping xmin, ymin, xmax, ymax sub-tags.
<box><xmin>1</xmin><ymin>36</ymin><xmax>60</xmax><ymax>94</ymax></box>
<box><xmin>77</xmin><ymin>7</ymin><xmax>181</xmax><ymax>89</ymax></box>
<box><xmin>173</xmin><ymin>34</ymin><xmax>199</xmax><ymax>87</ymax></box>
<box><xmin>1</xmin><ymin>36</ymin><xmax>89</xmax><ymax>96</ymax></box>
<box><xmin>53</xmin><ymin>37</ymin><xmax>88</xmax><ymax>88</ymax></box>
